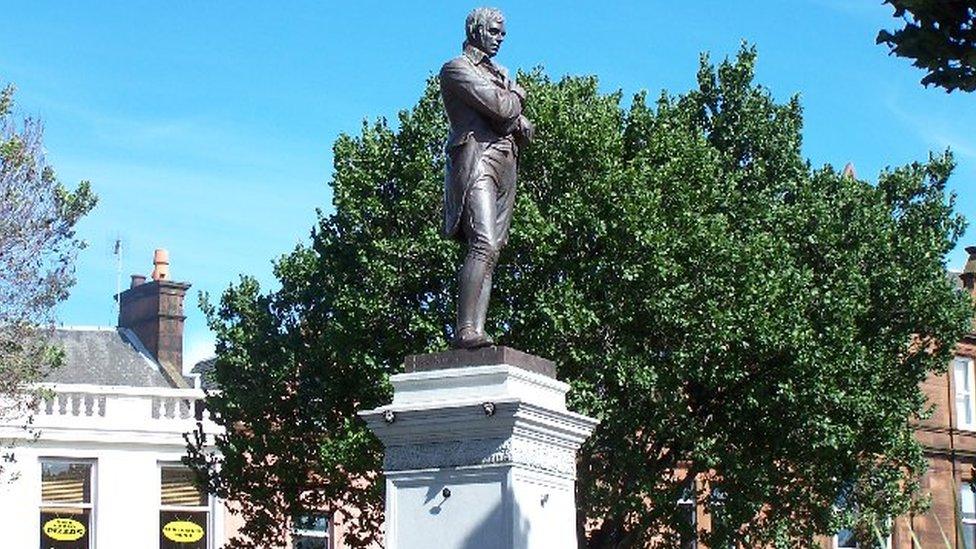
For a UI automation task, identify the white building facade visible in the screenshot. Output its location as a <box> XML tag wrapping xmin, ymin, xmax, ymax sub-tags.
<box><xmin>0</xmin><ymin>255</ymin><xmax>233</xmax><ymax>549</ymax></box>
<box><xmin>0</xmin><ymin>375</ymin><xmax>226</xmax><ymax>549</ymax></box>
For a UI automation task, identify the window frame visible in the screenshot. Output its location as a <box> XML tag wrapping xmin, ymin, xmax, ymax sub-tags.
<box><xmin>956</xmin><ymin>356</ymin><xmax>976</xmax><ymax>430</ymax></box>
<box><xmin>677</xmin><ymin>480</ymin><xmax>698</xmax><ymax>549</ymax></box>
<box><xmin>961</xmin><ymin>483</ymin><xmax>976</xmax><ymax>549</ymax></box>
<box><xmin>708</xmin><ymin>487</ymin><xmax>737</xmax><ymax>549</ymax></box>
<box><xmin>291</xmin><ymin>512</ymin><xmax>333</xmax><ymax>549</ymax></box>
<box><xmin>158</xmin><ymin>462</ymin><xmax>213</xmax><ymax>549</ymax></box>
<box><xmin>834</xmin><ymin>528</ymin><xmax>858</xmax><ymax>549</ymax></box>
<box><xmin>833</xmin><ymin>526</ymin><xmax>891</xmax><ymax>549</ymax></box>
<box><xmin>39</xmin><ymin>457</ymin><xmax>96</xmax><ymax>549</ymax></box>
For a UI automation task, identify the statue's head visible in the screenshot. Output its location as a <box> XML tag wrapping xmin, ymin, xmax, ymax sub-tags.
<box><xmin>465</xmin><ymin>7</ymin><xmax>506</xmax><ymax>58</ymax></box>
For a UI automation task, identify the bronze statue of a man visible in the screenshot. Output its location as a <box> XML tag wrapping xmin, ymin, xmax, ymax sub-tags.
<box><xmin>441</xmin><ymin>7</ymin><xmax>534</xmax><ymax>349</ymax></box>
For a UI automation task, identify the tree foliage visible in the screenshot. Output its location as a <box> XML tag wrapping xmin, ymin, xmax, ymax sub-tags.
<box><xmin>877</xmin><ymin>0</ymin><xmax>976</xmax><ymax>92</ymax></box>
<box><xmin>0</xmin><ymin>84</ymin><xmax>96</xmax><ymax>437</ymax></box>
<box><xmin>187</xmin><ymin>47</ymin><xmax>972</xmax><ymax>548</ymax></box>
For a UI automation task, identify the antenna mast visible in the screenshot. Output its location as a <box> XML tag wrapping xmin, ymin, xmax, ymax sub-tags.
<box><xmin>114</xmin><ymin>237</ymin><xmax>122</xmax><ymax>318</ymax></box>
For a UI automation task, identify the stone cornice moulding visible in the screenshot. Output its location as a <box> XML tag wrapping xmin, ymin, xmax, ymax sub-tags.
<box><xmin>361</xmin><ymin>399</ymin><xmax>597</xmax><ymax>449</ymax></box>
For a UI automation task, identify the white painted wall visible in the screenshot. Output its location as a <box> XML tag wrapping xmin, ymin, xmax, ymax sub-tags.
<box><xmin>383</xmin><ymin>464</ymin><xmax>580</xmax><ymax>549</ymax></box>
<box><xmin>386</xmin><ymin>468</ymin><xmax>509</xmax><ymax>549</ymax></box>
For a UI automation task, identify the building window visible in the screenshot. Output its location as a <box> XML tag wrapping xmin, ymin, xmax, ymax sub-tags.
<box><xmin>160</xmin><ymin>465</ymin><xmax>210</xmax><ymax>549</ymax></box>
<box><xmin>39</xmin><ymin>459</ymin><xmax>94</xmax><ymax>549</ymax></box>
<box><xmin>834</xmin><ymin>525</ymin><xmax>891</xmax><ymax>548</ymax></box>
<box><xmin>709</xmin><ymin>487</ymin><xmax>736</xmax><ymax>549</ymax></box>
<box><xmin>293</xmin><ymin>513</ymin><xmax>332</xmax><ymax>549</ymax></box>
<box><xmin>956</xmin><ymin>357</ymin><xmax>976</xmax><ymax>430</ymax></box>
<box><xmin>835</xmin><ymin>528</ymin><xmax>858</xmax><ymax>549</ymax></box>
<box><xmin>962</xmin><ymin>485</ymin><xmax>976</xmax><ymax>549</ymax></box>
<box><xmin>677</xmin><ymin>481</ymin><xmax>697</xmax><ymax>549</ymax></box>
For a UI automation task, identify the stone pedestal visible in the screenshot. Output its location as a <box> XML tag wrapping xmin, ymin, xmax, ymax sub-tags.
<box><xmin>360</xmin><ymin>346</ymin><xmax>598</xmax><ymax>549</ymax></box>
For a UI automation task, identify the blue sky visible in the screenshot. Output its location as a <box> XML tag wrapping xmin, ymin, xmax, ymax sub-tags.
<box><xmin>2</xmin><ymin>1</ymin><xmax>973</xmax><ymax>370</ymax></box>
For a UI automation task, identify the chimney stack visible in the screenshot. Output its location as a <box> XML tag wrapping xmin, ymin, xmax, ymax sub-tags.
<box><xmin>962</xmin><ymin>246</ymin><xmax>976</xmax><ymax>296</ymax></box>
<box><xmin>117</xmin><ymin>249</ymin><xmax>190</xmax><ymax>388</ymax></box>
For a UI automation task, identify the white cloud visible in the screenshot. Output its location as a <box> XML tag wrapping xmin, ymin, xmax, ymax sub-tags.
<box><xmin>884</xmin><ymin>96</ymin><xmax>976</xmax><ymax>163</ymax></box>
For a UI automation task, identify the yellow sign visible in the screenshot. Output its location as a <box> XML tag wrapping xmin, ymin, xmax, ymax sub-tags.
<box><xmin>43</xmin><ymin>518</ymin><xmax>86</xmax><ymax>541</ymax></box>
<box><xmin>162</xmin><ymin>520</ymin><xmax>205</xmax><ymax>543</ymax></box>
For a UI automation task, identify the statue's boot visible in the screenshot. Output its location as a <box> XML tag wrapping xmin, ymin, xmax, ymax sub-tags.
<box><xmin>472</xmin><ymin>270</ymin><xmax>493</xmax><ymax>343</ymax></box>
<box><xmin>453</xmin><ymin>248</ymin><xmax>495</xmax><ymax>349</ymax></box>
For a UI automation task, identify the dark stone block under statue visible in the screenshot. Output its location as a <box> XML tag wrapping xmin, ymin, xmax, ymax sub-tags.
<box><xmin>403</xmin><ymin>346</ymin><xmax>556</xmax><ymax>378</ymax></box>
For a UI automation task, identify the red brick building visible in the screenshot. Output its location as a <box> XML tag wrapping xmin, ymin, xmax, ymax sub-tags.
<box><xmin>822</xmin><ymin>247</ymin><xmax>976</xmax><ymax>549</ymax></box>
<box><xmin>894</xmin><ymin>248</ymin><xmax>976</xmax><ymax>549</ymax></box>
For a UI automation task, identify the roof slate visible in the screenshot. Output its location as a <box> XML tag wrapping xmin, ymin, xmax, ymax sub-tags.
<box><xmin>48</xmin><ymin>327</ymin><xmax>175</xmax><ymax>388</ymax></box>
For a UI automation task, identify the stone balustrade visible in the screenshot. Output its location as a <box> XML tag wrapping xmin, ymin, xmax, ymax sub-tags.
<box><xmin>11</xmin><ymin>384</ymin><xmax>218</xmax><ymax>442</ymax></box>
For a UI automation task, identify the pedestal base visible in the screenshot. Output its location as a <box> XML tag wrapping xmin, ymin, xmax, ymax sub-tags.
<box><xmin>360</xmin><ymin>347</ymin><xmax>597</xmax><ymax>549</ymax></box>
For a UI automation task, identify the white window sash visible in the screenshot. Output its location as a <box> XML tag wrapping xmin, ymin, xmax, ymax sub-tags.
<box><xmin>956</xmin><ymin>358</ymin><xmax>976</xmax><ymax>430</ymax></box>
<box><xmin>39</xmin><ymin>458</ymin><xmax>96</xmax><ymax>549</ymax></box>
<box><xmin>159</xmin><ymin>463</ymin><xmax>213</xmax><ymax>549</ymax></box>
<box><xmin>293</xmin><ymin>529</ymin><xmax>332</xmax><ymax>541</ymax></box>
<box><xmin>159</xmin><ymin>504</ymin><xmax>212</xmax><ymax>512</ymax></box>
<box><xmin>833</xmin><ymin>529</ymin><xmax>892</xmax><ymax>548</ymax></box>
<box><xmin>293</xmin><ymin>514</ymin><xmax>333</xmax><ymax>549</ymax></box>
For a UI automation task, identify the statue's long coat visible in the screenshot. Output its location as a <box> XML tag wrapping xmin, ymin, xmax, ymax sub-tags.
<box><xmin>439</xmin><ymin>48</ymin><xmax>524</xmax><ymax>241</ymax></box>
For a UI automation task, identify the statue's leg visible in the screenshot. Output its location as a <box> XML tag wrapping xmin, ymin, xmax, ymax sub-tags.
<box><xmin>455</xmin><ymin>172</ymin><xmax>500</xmax><ymax>347</ymax></box>
<box><xmin>473</xmin><ymin>146</ymin><xmax>517</xmax><ymax>337</ymax></box>
<box><xmin>494</xmin><ymin>148</ymin><xmax>518</xmax><ymax>247</ymax></box>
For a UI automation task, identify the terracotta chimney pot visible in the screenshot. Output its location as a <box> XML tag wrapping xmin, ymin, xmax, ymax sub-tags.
<box><xmin>152</xmin><ymin>248</ymin><xmax>170</xmax><ymax>281</ymax></box>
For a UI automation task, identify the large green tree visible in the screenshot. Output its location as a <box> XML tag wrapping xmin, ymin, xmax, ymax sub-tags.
<box><xmin>0</xmin><ymin>83</ymin><xmax>97</xmax><ymax>461</ymax></box>
<box><xmin>877</xmin><ymin>0</ymin><xmax>976</xmax><ymax>92</ymax></box>
<box><xmin>187</xmin><ymin>48</ymin><xmax>971</xmax><ymax>548</ymax></box>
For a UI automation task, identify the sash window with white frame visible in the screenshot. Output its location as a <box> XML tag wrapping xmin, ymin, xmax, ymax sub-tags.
<box><xmin>677</xmin><ymin>480</ymin><xmax>697</xmax><ymax>549</ymax></box>
<box><xmin>835</xmin><ymin>526</ymin><xmax>858</xmax><ymax>549</ymax></box>
<box><xmin>39</xmin><ymin>459</ymin><xmax>94</xmax><ymax>549</ymax></box>
<box><xmin>709</xmin><ymin>487</ymin><xmax>736</xmax><ymax>549</ymax></box>
<box><xmin>292</xmin><ymin>513</ymin><xmax>332</xmax><ymax>549</ymax></box>
<box><xmin>159</xmin><ymin>464</ymin><xmax>210</xmax><ymax>549</ymax></box>
<box><xmin>834</xmin><ymin>523</ymin><xmax>891</xmax><ymax>548</ymax></box>
<box><xmin>956</xmin><ymin>357</ymin><xmax>976</xmax><ymax>430</ymax></box>
<box><xmin>833</xmin><ymin>485</ymin><xmax>891</xmax><ymax>549</ymax></box>
<box><xmin>962</xmin><ymin>485</ymin><xmax>976</xmax><ymax>549</ymax></box>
